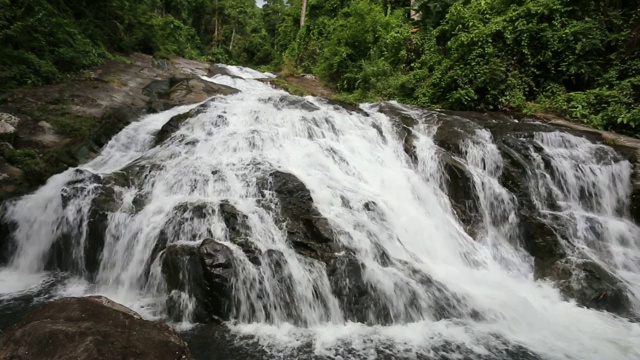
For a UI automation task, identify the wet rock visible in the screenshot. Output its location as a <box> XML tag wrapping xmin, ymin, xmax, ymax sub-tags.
<box><xmin>441</xmin><ymin>155</ymin><xmax>481</xmax><ymax>238</ymax></box>
<box><xmin>326</xmin><ymin>254</ymin><xmax>391</xmax><ymax>324</ymax></box>
<box><xmin>151</xmin><ymin>201</ymin><xmax>217</xmax><ymax>272</ymax></box>
<box><xmin>0</xmin><ymin>156</ymin><xmax>26</xmax><ymax>200</ymax></box>
<box><xmin>433</xmin><ymin>113</ymin><xmax>480</xmax><ymax>156</ymax></box>
<box><xmin>161</xmin><ymin>239</ymin><xmax>235</xmax><ymax>323</ymax></box>
<box><xmin>154</xmin><ymin>102</ymin><xmax>212</xmax><ymax>146</ymax></box>
<box><xmin>258</xmin><ymin>171</ymin><xmax>338</xmax><ymax>263</ymax></box>
<box><xmin>0</xmin><ymin>204</ymin><xmax>17</xmax><ymax>266</ymax></box>
<box><xmin>219</xmin><ymin>201</ymin><xmax>261</xmax><ymax>265</ymax></box>
<box><xmin>266</xmin><ymin>94</ymin><xmax>320</xmax><ymax>112</ymax></box>
<box><xmin>632</xmin><ymin>185</ymin><xmax>640</xmax><ymax>225</ymax></box>
<box><xmin>208</xmin><ymin>65</ymin><xmax>237</xmax><ymax>77</ymax></box>
<box><xmin>544</xmin><ymin>258</ymin><xmax>631</xmax><ymax>315</ymax></box>
<box><xmin>47</xmin><ymin>171</ymin><xmax>122</xmax><ymax>277</ymax></box>
<box><xmin>375</xmin><ymin>102</ymin><xmax>421</xmax><ymax>162</ymax></box>
<box><xmin>146</xmin><ymin>77</ymin><xmax>239</xmax><ymax>113</ymax></box>
<box><xmin>0</xmin><ymin>296</ymin><xmax>193</xmax><ymax>360</ymax></box>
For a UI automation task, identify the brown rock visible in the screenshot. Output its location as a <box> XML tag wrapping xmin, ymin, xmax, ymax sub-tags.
<box><xmin>0</xmin><ymin>296</ymin><xmax>193</xmax><ymax>360</ymax></box>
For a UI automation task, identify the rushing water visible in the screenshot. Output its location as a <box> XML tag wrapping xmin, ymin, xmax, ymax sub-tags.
<box><xmin>1</xmin><ymin>65</ymin><xmax>639</xmax><ymax>360</ymax></box>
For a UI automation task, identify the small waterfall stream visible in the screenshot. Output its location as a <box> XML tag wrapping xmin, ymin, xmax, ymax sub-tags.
<box><xmin>1</xmin><ymin>65</ymin><xmax>639</xmax><ymax>360</ymax></box>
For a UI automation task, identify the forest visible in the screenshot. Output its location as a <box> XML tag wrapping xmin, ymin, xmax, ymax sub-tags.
<box><xmin>1</xmin><ymin>0</ymin><xmax>639</xmax><ymax>135</ymax></box>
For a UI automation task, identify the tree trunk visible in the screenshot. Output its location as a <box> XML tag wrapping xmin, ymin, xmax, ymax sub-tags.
<box><xmin>410</xmin><ymin>0</ymin><xmax>418</xmax><ymax>20</ymax></box>
<box><xmin>300</xmin><ymin>0</ymin><xmax>307</xmax><ymax>28</ymax></box>
<box><xmin>214</xmin><ymin>0</ymin><xmax>219</xmax><ymax>44</ymax></box>
<box><xmin>230</xmin><ymin>27</ymin><xmax>236</xmax><ymax>50</ymax></box>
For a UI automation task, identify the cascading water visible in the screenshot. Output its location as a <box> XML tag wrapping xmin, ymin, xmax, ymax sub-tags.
<box><xmin>0</xmin><ymin>65</ymin><xmax>639</xmax><ymax>360</ymax></box>
<box><xmin>530</xmin><ymin>132</ymin><xmax>640</xmax><ymax>311</ymax></box>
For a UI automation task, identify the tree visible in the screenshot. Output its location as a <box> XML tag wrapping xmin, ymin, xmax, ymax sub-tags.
<box><xmin>300</xmin><ymin>0</ymin><xmax>307</xmax><ymax>28</ymax></box>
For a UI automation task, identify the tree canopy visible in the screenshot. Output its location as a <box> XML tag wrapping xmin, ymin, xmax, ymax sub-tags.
<box><xmin>2</xmin><ymin>0</ymin><xmax>639</xmax><ymax>135</ymax></box>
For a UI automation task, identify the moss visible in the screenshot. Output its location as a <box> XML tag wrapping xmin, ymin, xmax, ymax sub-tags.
<box><xmin>50</xmin><ymin>114</ymin><xmax>97</xmax><ymax>139</ymax></box>
<box><xmin>1</xmin><ymin>148</ymin><xmax>48</xmax><ymax>184</ymax></box>
<box><xmin>604</xmin><ymin>137</ymin><xmax>620</xmax><ymax>146</ymax></box>
<box><xmin>272</xmin><ymin>78</ymin><xmax>309</xmax><ymax>96</ymax></box>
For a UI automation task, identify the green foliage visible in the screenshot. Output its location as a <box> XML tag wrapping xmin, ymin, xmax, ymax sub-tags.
<box><xmin>2</xmin><ymin>0</ymin><xmax>639</xmax><ymax>136</ymax></box>
<box><xmin>0</xmin><ymin>0</ymin><xmax>268</xmax><ymax>90</ymax></box>
<box><xmin>264</xmin><ymin>0</ymin><xmax>640</xmax><ymax>136</ymax></box>
<box><xmin>50</xmin><ymin>115</ymin><xmax>97</xmax><ymax>139</ymax></box>
<box><xmin>1</xmin><ymin>148</ymin><xmax>47</xmax><ymax>182</ymax></box>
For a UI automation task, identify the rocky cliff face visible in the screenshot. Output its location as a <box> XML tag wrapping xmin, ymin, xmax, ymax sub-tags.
<box><xmin>0</xmin><ymin>54</ymin><xmax>237</xmax><ymax>201</ymax></box>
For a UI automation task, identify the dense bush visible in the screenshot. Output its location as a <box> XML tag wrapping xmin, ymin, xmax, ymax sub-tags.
<box><xmin>0</xmin><ymin>0</ymin><xmax>267</xmax><ymax>90</ymax></box>
<box><xmin>1</xmin><ymin>0</ymin><xmax>639</xmax><ymax>135</ymax></box>
<box><xmin>267</xmin><ymin>0</ymin><xmax>640</xmax><ymax>136</ymax></box>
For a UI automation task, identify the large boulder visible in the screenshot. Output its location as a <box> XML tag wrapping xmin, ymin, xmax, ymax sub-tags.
<box><xmin>258</xmin><ymin>171</ymin><xmax>338</xmax><ymax>263</ymax></box>
<box><xmin>161</xmin><ymin>239</ymin><xmax>235</xmax><ymax>323</ymax></box>
<box><xmin>144</xmin><ymin>77</ymin><xmax>239</xmax><ymax>114</ymax></box>
<box><xmin>0</xmin><ymin>296</ymin><xmax>192</xmax><ymax>360</ymax></box>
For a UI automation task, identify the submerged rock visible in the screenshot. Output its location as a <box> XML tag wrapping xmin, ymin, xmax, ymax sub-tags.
<box><xmin>0</xmin><ymin>296</ymin><xmax>192</xmax><ymax>360</ymax></box>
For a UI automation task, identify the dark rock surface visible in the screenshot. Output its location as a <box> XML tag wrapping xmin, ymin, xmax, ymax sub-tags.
<box><xmin>0</xmin><ymin>296</ymin><xmax>192</xmax><ymax>360</ymax></box>
<box><xmin>145</xmin><ymin>77</ymin><xmax>238</xmax><ymax>114</ymax></box>
<box><xmin>162</xmin><ymin>239</ymin><xmax>235</xmax><ymax>323</ymax></box>
<box><xmin>45</xmin><ymin>170</ymin><xmax>122</xmax><ymax>278</ymax></box>
<box><xmin>258</xmin><ymin>171</ymin><xmax>339</xmax><ymax>263</ymax></box>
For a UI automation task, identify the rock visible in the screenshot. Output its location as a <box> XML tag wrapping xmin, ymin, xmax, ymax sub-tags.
<box><xmin>0</xmin><ymin>203</ymin><xmax>17</xmax><ymax>266</ymax></box>
<box><xmin>37</xmin><ymin>121</ymin><xmax>55</xmax><ymax>134</ymax></box>
<box><xmin>326</xmin><ymin>254</ymin><xmax>391</xmax><ymax>324</ymax></box>
<box><xmin>264</xmin><ymin>94</ymin><xmax>320</xmax><ymax>112</ymax></box>
<box><xmin>0</xmin><ymin>121</ymin><xmax>16</xmax><ymax>144</ymax></box>
<box><xmin>375</xmin><ymin>102</ymin><xmax>421</xmax><ymax>162</ymax></box>
<box><xmin>146</xmin><ymin>77</ymin><xmax>239</xmax><ymax>114</ymax></box>
<box><xmin>545</xmin><ymin>258</ymin><xmax>631</xmax><ymax>315</ymax></box>
<box><xmin>0</xmin><ymin>53</ymin><xmax>240</xmax><ymax>201</ymax></box>
<box><xmin>218</xmin><ymin>201</ymin><xmax>261</xmax><ymax>265</ymax></box>
<box><xmin>432</xmin><ymin>113</ymin><xmax>480</xmax><ymax>156</ymax></box>
<box><xmin>441</xmin><ymin>155</ymin><xmax>481</xmax><ymax>238</ymax></box>
<box><xmin>258</xmin><ymin>171</ymin><xmax>338</xmax><ymax>263</ymax></box>
<box><xmin>0</xmin><ymin>113</ymin><xmax>20</xmax><ymax>128</ymax></box>
<box><xmin>208</xmin><ymin>65</ymin><xmax>236</xmax><ymax>77</ymax></box>
<box><xmin>47</xmin><ymin>170</ymin><xmax>121</xmax><ymax>277</ymax></box>
<box><xmin>0</xmin><ymin>296</ymin><xmax>193</xmax><ymax>360</ymax></box>
<box><xmin>153</xmin><ymin>102</ymin><xmax>212</xmax><ymax>146</ymax></box>
<box><xmin>161</xmin><ymin>239</ymin><xmax>235</xmax><ymax>323</ymax></box>
<box><xmin>0</xmin><ymin>156</ymin><xmax>25</xmax><ymax>201</ymax></box>
<box><xmin>169</xmin><ymin>78</ymin><xmax>238</xmax><ymax>104</ymax></box>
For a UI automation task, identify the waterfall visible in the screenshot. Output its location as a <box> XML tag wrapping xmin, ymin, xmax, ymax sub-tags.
<box><xmin>1</xmin><ymin>66</ymin><xmax>639</xmax><ymax>360</ymax></box>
